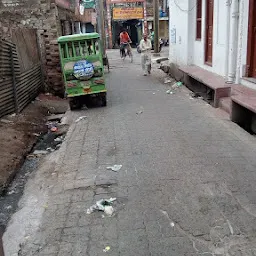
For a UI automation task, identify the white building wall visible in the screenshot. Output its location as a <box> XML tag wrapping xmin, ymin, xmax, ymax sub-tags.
<box><xmin>187</xmin><ymin>0</ymin><xmax>196</xmax><ymax>65</ymax></box>
<box><xmin>194</xmin><ymin>0</ymin><xmax>228</xmax><ymax>76</ymax></box>
<box><xmin>238</xmin><ymin>0</ymin><xmax>256</xmax><ymax>90</ymax></box>
<box><xmin>238</xmin><ymin>0</ymin><xmax>249</xmax><ymax>79</ymax></box>
<box><xmin>169</xmin><ymin>0</ymin><xmax>255</xmax><ymax>89</ymax></box>
<box><xmin>212</xmin><ymin>0</ymin><xmax>229</xmax><ymax>76</ymax></box>
<box><xmin>169</xmin><ymin>0</ymin><xmax>190</xmax><ymax>65</ymax></box>
<box><xmin>169</xmin><ymin>0</ymin><xmax>228</xmax><ymax>76</ymax></box>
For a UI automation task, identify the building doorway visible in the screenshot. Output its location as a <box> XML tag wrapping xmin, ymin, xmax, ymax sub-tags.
<box><xmin>205</xmin><ymin>0</ymin><xmax>214</xmax><ymax>65</ymax></box>
<box><xmin>122</xmin><ymin>19</ymin><xmax>140</xmax><ymax>47</ymax></box>
<box><xmin>112</xmin><ymin>20</ymin><xmax>140</xmax><ymax>48</ymax></box>
<box><xmin>247</xmin><ymin>0</ymin><xmax>256</xmax><ymax>78</ymax></box>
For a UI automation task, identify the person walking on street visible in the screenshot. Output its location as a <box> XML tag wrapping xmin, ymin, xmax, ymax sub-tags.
<box><xmin>139</xmin><ymin>33</ymin><xmax>152</xmax><ymax>76</ymax></box>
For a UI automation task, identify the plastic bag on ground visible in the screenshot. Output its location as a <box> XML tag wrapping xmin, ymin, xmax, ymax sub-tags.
<box><xmin>87</xmin><ymin>198</ymin><xmax>116</xmax><ymax>216</ymax></box>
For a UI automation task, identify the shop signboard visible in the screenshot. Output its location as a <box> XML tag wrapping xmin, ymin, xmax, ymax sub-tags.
<box><xmin>80</xmin><ymin>0</ymin><xmax>95</xmax><ymax>9</ymax></box>
<box><xmin>107</xmin><ymin>0</ymin><xmax>144</xmax><ymax>3</ymax></box>
<box><xmin>113</xmin><ymin>7</ymin><xmax>144</xmax><ymax>20</ymax></box>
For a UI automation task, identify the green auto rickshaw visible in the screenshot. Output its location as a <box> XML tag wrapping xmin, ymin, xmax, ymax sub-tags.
<box><xmin>58</xmin><ymin>33</ymin><xmax>107</xmax><ymax>109</ymax></box>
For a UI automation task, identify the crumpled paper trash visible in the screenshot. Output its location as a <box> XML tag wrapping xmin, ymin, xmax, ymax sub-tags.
<box><xmin>106</xmin><ymin>165</ymin><xmax>122</xmax><ymax>172</ymax></box>
<box><xmin>87</xmin><ymin>198</ymin><xmax>116</xmax><ymax>216</ymax></box>
<box><xmin>166</xmin><ymin>89</ymin><xmax>174</xmax><ymax>95</ymax></box>
<box><xmin>75</xmin><ymin>116</ymin><xmax>87</xmax><ymax>123</ymax></box>
<box><xmin>103</xmin><ymin>246</ymin><xmax>111</xmax><ymax>252</ymax></box>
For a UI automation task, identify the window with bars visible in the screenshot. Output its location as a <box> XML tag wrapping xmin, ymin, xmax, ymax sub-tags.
<box><xmin>196</xmin><ymin>0</ymin><xmax>202</xmax><ymax>40</ymax></box>
<box><xmin>60</xmin><ymin>39</ymin><xmax>99</xmax><ymax>59</ymax></box>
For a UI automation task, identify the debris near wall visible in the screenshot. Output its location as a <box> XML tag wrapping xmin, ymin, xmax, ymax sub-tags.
<box><xmin>0</xmin><ymin>94</ymin><xmax>68</xmax><ymax>194</ymax></box>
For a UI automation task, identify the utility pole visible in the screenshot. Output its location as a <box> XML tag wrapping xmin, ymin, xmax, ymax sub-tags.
<box><xmin>153</xmin><ymin>0</ymin><xmax>159</xmax><ymax>53</ymax></box>
<box><xmin>96</xmin><ymin>0</ymin><xmax>106</xmax><ymax>55</ymax></box>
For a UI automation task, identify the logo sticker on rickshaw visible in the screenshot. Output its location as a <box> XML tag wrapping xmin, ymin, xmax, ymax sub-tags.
<box><xmin>73</xmin><ymin>60</ymin><xmax>94</xmax><ymax>80</ymax></box>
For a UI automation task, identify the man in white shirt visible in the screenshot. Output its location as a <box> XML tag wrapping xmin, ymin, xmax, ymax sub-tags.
<box><xmin>139</xmin><ymin>34</ymin><xmax>152</xmax><ymax>76</ymax></box>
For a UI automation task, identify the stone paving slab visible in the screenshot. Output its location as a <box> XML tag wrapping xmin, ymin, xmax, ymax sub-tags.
<box><xmin>3</xmin><ymin>50</ymin><xmax>256</xmax><ymax>256</ymax></box>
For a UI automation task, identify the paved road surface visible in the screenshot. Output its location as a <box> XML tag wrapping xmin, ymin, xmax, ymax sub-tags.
<box><xmin>3</xmin><ymin>49</ymin><xmax>256</xmax><ymax>256</ymax></box>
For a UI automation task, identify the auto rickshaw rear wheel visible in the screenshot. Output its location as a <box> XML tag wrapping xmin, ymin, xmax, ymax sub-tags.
<box><xmin>101</xmin><ymin>93</ymin><xmax>107</xmax><ymax>107</ymax></box>
<box><xmin>69</xmin><ymin>97</ymin><xmax>82</xmax><ymax>110</ymax></box>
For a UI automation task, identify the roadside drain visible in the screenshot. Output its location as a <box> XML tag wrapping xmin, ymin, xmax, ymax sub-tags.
<box><xmin>0</xmin><ymin>115</ymin><xmax>68</xmax><ymax>231</ymax></box>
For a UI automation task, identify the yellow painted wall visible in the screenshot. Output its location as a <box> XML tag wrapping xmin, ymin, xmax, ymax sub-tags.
<box><xmin>159</xmin><ymin>20</ymin><xmax>169</xmax><ymax>40</ymax></box>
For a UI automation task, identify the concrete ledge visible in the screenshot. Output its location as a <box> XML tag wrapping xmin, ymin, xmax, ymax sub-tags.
<box><xmin>231</xmin><ymin>84</ymin><xmax>256</xmax><ymax>115</ymax></box>
<box><xmin>231</xmin><ymin>95</ymin><xmax>256</xmax><ymax>114</ymax></box>
<box><xmin>231</xmin><ymin>96</ymin><xmax>256</xmax><ymax>134</ymax></box>
<box><xmin>179</xmin><ymin>65</ymin><xmax>231</xmax><ymax>90</ymax></box>
<box><xmin>230</xmin><ymin>86</ymin><xmax>256</xmax><ymax>134</ymax></box>
<box><xmin>178</xmin><ymin>65</ymin><xmax>231</xmax><ymax>107</ymax></box>
<box><xmin>231</xmin><ymin>84</ymin><xmax>256</xmax><ymax>97</ymax></box>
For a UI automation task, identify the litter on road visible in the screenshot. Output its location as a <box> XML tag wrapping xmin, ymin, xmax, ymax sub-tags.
<box><xmin>106</xmin><ymin>165</ymin><xmax>122</xmax><ymax>172</ymax></box>
<box><xmin>47</xmin><ymin>121</ymin><xmax>59</xmax><ymax>132</ymax></box>
<box><xmin>166</xmin><ymin>90</ymin><xmax>174</xmax><ymax>95</ymax></box>
<box><xmin>170</xmin><ymin>82</ymin><xmax>183</xmax><ymax>90</ymax></box>
<box><xmin>7</xmin><ymin>190</ymin><xmax>15</xmax><ymax>195</ymax></box>
<box><xmin>136</xmin><ymin>106</ymin><xmax>144</xmax><ymax>115</ymax></box>
<box><xmin>87</xmin><ymin>198</ymin><xmax>116</xmax><ymax>216</ymax></box>
<box><xmin>104</xmin><ymin>206</ymin><xmax>114</xmax><ymax>216</ymax></box>
<box><xmin>32</xmin><ymin>150</ymin><xmax>48</xmax><ymax>155</ymax></box>
<box><xmin>103</xmin><ymin>246</ymin><xmax>111</xmax><ymax>252</ymax></box>
<box><xmin>54</xmin><ymin>137</ymin><xmax>62</xmax><ymax>142</ymax></box>
<box><xmin>189</xmin><ymin>92</ymin><xmax>202</xmax><ymax>98</ymax></box>
<box><xmin>46</xmin><ymin>147</ymin><xmax>55</xmax><ymax>152</ymax></box>
<box><xmin>164</xmin><ymin>77</ymin><xmax>175</xmax><ymax>84</ymax></box>
<box><xmin>47</xmin><ymin>114</ymin><xmax>64</xmax><ymax>122</ymax></box>
<box><xmin>54</xmin><ymin>135</ymin><xmax>65</xmax><ymax>143</ymax></box>
<box><xmin>75</xmin><ymin>116</ymin><xmax>87</xmax><ymax>123</ymax></box>
<box><xmin>81</xmin><ymin>105</ymin><xmax>88</xmax><ymax>110</ymax></box>
<box><xmin>1</xmin><ymin>119</ymin><xmax>14</xmax><ymax>124</ymax></box>
<box><xmin>50</xmin><ymin>126</ymin><xmax>58</xmax><ymax>132</ymax></box>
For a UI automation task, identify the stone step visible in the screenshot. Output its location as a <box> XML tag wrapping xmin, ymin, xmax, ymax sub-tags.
<box><xmin>219</xmin><ymin>97</ymin><xmax>232</xmax><ymax>114</ymax></box>
<box><xmin>231</xmin><ymin>84</ymin><xmax>256</xmax><ymax>96</ymax></box>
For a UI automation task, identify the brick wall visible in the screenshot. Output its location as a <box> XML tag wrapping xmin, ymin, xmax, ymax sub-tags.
<box><xmin>0</xmin><ymin>0</ymin><xmax>77</xmax><ymax>96</ymax></box>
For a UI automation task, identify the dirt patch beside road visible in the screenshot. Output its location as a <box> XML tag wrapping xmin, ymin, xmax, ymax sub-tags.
<box><xmin>0</xmin><ymin>95</ymin><xmax>68</xmax><ymax>193</ymax></box>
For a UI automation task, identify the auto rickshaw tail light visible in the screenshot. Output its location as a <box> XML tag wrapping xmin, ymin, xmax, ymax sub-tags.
<box><xmin>94</xmin><ymin>79</ymin><xmax>104</xmax><ymax>84</ymax></box>
<box><xmin>67</xmin><ymin>83</ymin><xmax>76</xmax><ymax>88</ymax></box>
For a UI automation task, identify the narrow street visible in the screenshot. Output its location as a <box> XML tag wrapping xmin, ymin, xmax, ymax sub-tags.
<box><xmin>4</xmin><ymin>50</ymin><xmax>256</xmax><ymax>256</ymax></box>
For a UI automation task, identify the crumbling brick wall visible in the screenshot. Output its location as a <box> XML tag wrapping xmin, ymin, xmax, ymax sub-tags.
<box><xmin>0</xmin><ymin>0</ymin><xmax>76</xmax><ymax>96</ymax></box>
